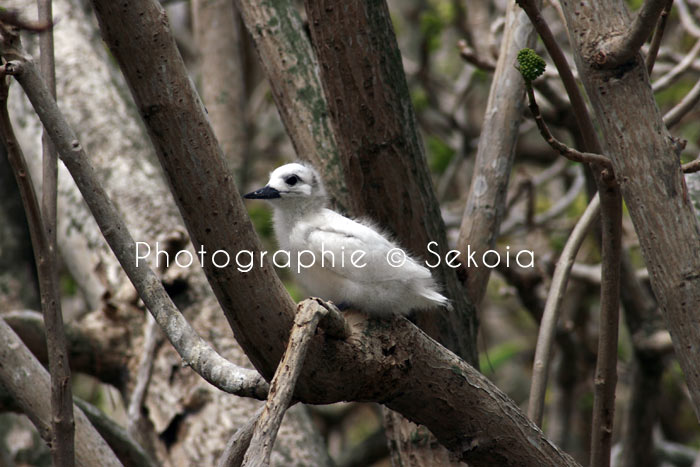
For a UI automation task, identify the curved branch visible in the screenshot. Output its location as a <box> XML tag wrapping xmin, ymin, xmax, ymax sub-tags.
<box><xmin>528</xmin><ymin>193</ymin><xmax>601</xmax><ymax>426</ymax></box>
<box><xmin>3</xmin><ymin>55</ymin><xmax>270</xmax><ymax>402</ymax></box>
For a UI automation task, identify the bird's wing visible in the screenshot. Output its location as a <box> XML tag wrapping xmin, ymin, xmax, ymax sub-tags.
<box><xmin>302</xmin><ymin>210</ymin><xmax>432</xmax><ymax>283</ymax></box>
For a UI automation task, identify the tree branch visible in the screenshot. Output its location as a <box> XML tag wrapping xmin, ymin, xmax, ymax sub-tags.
<box><xmin>243</xmin><ymin>300</ymin><xmax>341</xmax><ymax>466</ymax></box>
<box><xmin>35</xmin><ymin>1</ymin><xmax>75</xmax><ymax>464</ymax></box>
<box><xmin>684</xmin><ymin>158</ymin><xmax>700</xmax><ymax>173</ymax></box>
<box><xmin>0</xmin><ymin>318</ymin><xmax>121</xmax><ymax>465</ymax></box>
<box><xmin>663</xmin><ymin>78</ymin><xmax>700</xmax><ymax>129</ymax></box>
<box><xmin>1</xmin><ymin>54</ymin><xmax>270</xmax><ymax>402</ymax></box>
<box><xmin>516</xmin><ymin>0</ymin><xmax>605</xmax><ymax>156</ymax></box>
<box><xmin>457</xmin><ymin>0</ymin><xmax>539</xmax><ymax>305</ymax></box>
<box><xmin>218</xmin><ymin>407</ymin><xmax>264</xmax><ymax>467</ymax></box>
<box><xmin>0</xmin><ymin>33</ymin><xmax>74</xmax><ymax>466</ymax></box>
<box><xmin>646</xmin><ymin>0</ymin><xmax>674</xmax><ymax>74</ymax></box>
<box><xmin>594</xmin><ymin>0</ymin><xmax>669</xmax><ymax>68</ymax></box>
<box><xmin>528</xmin><ymin>193</ymin><xmax>601</xmax><ymax>426</ymax></box>
<box><xmin>589</xmin><ymin>182</ymin><xmax>622</xmax><ymax>467</ymax></box>
<box><xmin>524</xmin><ymin>83</ymin><xmax>613</xmax><ymax>169</ymax></box>
<box><xmin>73</xmin><ymin>398</ymin><xmax>158</xmax><ymax>467</ymax></box>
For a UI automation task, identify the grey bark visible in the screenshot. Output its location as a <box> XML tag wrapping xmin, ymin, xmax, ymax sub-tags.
<box><xmin>0</xmin><ymin>318</ymin><xmax>121</xmax><ymax>467</ymax></box>
<box><xmin>457</xmin><ymin>0</ymin><xmax>539</xmax><ymax>305</ymax></box>
<box><xmin>559</xmin><ymin>0</ymin><xmax>700</xmax><ymax>419</ymax></box>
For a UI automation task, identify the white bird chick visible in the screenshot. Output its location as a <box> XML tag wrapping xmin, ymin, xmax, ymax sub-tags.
<box><xmin>244</xmin><ymin>162</ymin><xmax>448</xmax><ymax>315</ymax></box>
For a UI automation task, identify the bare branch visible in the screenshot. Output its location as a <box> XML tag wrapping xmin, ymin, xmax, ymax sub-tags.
<box><xmin>457</xmin><ymin>39</ymin><xmax>496</xmax><ymax>71</ymax></box>
<box><xmin>528</xmin><ymin>193</ymin><xmax>601</xmax><ymax>426</ymax></box>
<box><xmin>594</xmin><ymin>0</ymin><xmax>669</xmax><ymax>68</ymax></box>
<box><xmin>646</xmin><ymin>0</ymin><xmax>674</xmax><ymax>74</ymax></box>
<box><xmin>0</xmin><ymin>7</ymin><xmax>52</xmax><ymax>32</ymax></box>
<box><xmin>457</xmin><ymin>1</ymin><xmax>538</xmax><ymax>305</ymax></box>
<box><xmin>677</xmin><ymin>0</ymin><xmax>700</xmax><ymax>38</ymax></box>
<box><xmin>524</xmin><ymin>83</ymin><xmax>613</xmax><ymax>169</ymax></box>
<box><xmin>127</xmin><ymin>313</ymin><xmax>160</xmax><ymax>439</ymax></box>
<box><xmin>218</xmin><ymin>407</ymin><xmax>264</xmax><ymax>467</ymax></box>
<box><xmin>684</xmin><ymin>157</ymin><xmax>700</xmax><ymax>173</ymax></box>
<box><xmin>73</xmin><ymin>398</ymin><xmax>158</xmax><ymax>467</ymax></box>
<box><xmin>34</xmin><ymin>0</ymin><xmax>75</xmax><ymax>463</ymax></box>
<box><xmin>516</xmin><ymin>0</ymin><xmax>606</xmax><ymax>156</ymax></box>
<box><xmin>652</xmin><ymin>39</ymin><xmax>700</xmax><ymax>92</ymax></box>
<box><xmin>663</xmin><ymin>78</ymin><xmax>700</xmax><ymax>128</ymax></box>
<box><xmin>589</xmin><ymin>183</ymin><xmax>622</xmax><ymax>467</ymax></box>
<box><xmin>0</xmin><ymin>36</ymin><xmax>74</xmax><ymax>466</ymax></box>
<box><xmin>243</xmin><ymin>299</ymin><xmax>340</xmax><ymax>466</ymax></box>
<box><xmin>3</xmin><ymin>55</ymin><xmax>270</xmax><ymax>401</ymax></box>
<box><xmin>0</xmin><ymin>318</ymin><xmax>121</xmax><ymax>465</ymax></box>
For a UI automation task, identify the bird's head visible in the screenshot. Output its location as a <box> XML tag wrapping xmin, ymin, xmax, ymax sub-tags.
<box><xmin>244</xmin><ymin>162</ymin><xmax>327</xmax><ymax>208</ymax></box>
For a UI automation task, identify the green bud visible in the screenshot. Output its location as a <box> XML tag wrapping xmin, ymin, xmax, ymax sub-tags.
<box><xmin>517</xmin><ymin>48</ymin><xmax>546</xmax><ymax>82</ymax></box>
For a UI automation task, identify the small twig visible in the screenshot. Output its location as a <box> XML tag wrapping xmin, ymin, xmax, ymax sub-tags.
<box><xmin>528</xmin><ymin>193</ymin><xmax>601</xmax><ymax>426</ymax></box>
<box><xmin>684</xmin><ymin>157</ymin><xmax>700</xmax><ymax>173</ymax></box>
<box><xmin>457</xmin><ymin>39</ymin><xmax>496</xmax><ymax>71</ymax></box>
<box><xmin>646</xmin><ymin>0</ymin><xmax>674</xmax><ymax>74</ymax></box>
<box><xmin>594</xmin><ymin>0</ymin><xmax>669</xmax><ymax>68</ymax></box>
<box><xmin>2</xmin><ymin>54</ymin><xmax>269</xmax><ymax>400</ymax></box>
<box><xmin>589</xmin><ymin>183</ymin><xmax>622</xmax><ymax>467</ymax></box>
<box><xmin>652</xmin><ymin>39</ymin><xmax>700</xmax><ymax>91</ymax></box>
<box><xmin>0</xmin><ymin>8</ymin><xmax>53</xmax><ymax>32</ymax></box>
<box><xmin>242</xmin><ymin>299</ymin><xmax>345</xmax><ymax>467</ymax></box>
<box><xmin>74</xmin><ymin>398</ymin><xmax>158</xmax><ymax>467</ymax></box>
<box><xmin>664</xmin><ymin>79</ymin><xmax>700</xmax><ymax>128</ymax></box>
<box><xmin>516</xmin><ymin>0</ymin><xmax>606</xmax><ymax>156</ymax></box>
<box><xmin>127</xmin><ymin>313</ymin><xmax>161</xmax><ymax>439</ymax></box>
<box><xmin>217</xmin><ymin>407</ymin><xmax>264</xmax><ymax>467</ymax></box>
<box><xmin>677</xmin><ymin>0</ymin><xmax>700</xmax><ymax>38</ymax></box>
<box><xmin>524</xmin><ymin>83</ymin><xmax>613</xmax><ymax>169</ymax></box>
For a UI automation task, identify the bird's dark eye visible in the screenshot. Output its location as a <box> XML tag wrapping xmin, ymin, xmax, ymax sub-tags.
<box><xmin>285</xmin><ymin>175</ymin><xmax>299</xmax><ymax>186</ymax></box>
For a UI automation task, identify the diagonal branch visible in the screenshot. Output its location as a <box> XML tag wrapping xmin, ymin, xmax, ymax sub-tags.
<box><xmin>524</xmin><ymin>83</ymin><xmax>613</xmax><ymax>169</ymax></box>
<box><xmin>0</xmin><ymin>318</ymin><xmax>121</xmax><ymax>465</ymax></box>
<box><xmin>646</xmin><ymin>0</ymin><xmax>674</xmax><ymax>74</ymax></box>
<box><xmin>1</xmin><ymin>54</ymin><xmax>270</xmax><ymax>401</ymax></box>
<box><xmin>243</xmin><ymin>299</ymin><xmax>344</xmax><ymax>467</ymax></box>
<box><xmin>528</xmin><ymin>193</ymin><xmax>601</xmax><ymax>425</ymax></box>
<box><xmin>457</xmin><ymin>0</ymin><xmax>539</xmax><ymax>305</ymax></box>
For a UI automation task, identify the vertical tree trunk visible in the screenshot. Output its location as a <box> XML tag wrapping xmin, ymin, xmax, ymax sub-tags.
<box><xmin>559</xmin><ymin>0</ymin><xmax>700</xmax><ymax>418</ymax></box>
<box><xmin>303</xmin><ymin>0</ymin><xmax>477</xmax><ymax>363</ymax></box>
<box><xmin>233</xmin><ymin>0</ymin><xmax>349</xmax><ymax>211</ymax></box>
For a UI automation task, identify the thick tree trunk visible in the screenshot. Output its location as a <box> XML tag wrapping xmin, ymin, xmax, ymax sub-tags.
<box><xmin>232</xmin><ymin>0</ymin><xmax>350</xmax><ymax>211</ymax></box>
<box><xmin>559</xmin><ymin>0</ymin><xmax>700</xmax><ymax>417</ymax></box>
<box><xmin>303</xmin><ymin>0</ymin><xmax>477</xmax><ymax>363</ymax></box>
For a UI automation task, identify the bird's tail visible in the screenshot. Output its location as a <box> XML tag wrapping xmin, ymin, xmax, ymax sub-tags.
<box><xmin>420</xmin><ymin>288</ymin><xmax>452</xmax><ymax>311</ymax></box>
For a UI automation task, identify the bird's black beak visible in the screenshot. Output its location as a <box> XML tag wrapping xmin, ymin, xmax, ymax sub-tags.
<box><xmin>243</xmin><ymin>185</ymin><xmax>281</xmax><ymax>200</ymax></box>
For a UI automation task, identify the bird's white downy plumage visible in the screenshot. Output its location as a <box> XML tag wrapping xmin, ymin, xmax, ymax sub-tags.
<box><xmin>244</xmin><ymin>162</ymin><xmax>449</xmax><ymax>315</ymax></box>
